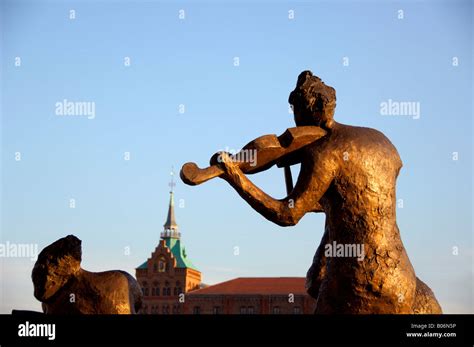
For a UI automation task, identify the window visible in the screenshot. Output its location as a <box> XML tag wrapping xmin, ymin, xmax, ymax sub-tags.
<box><xmin>240</xmin><ymin>306</ymin><xmax>247</xmax><ymax>314</ymax></box>
<box><xmin>158</xmin><ymin>257</ymin><xmax>166</xmax><ymax>272</ymax></box>
<box><xmin>247</xmin><ymin>306</ymin><xmax>255</xmax><ymax>314</ymax></box>
<box><xmin>153</xmin><ymin>263</ymin><xmax>158</xmax><ymax>272</ymax></box>
<box><xmin>151</xmin><ymin>288</ymin><xmax>155</xmax><ymax>296</ymax></box>
<box><xmin>174</xmin><ymin>284</ymin><xmax>181</xmax><ymax>295</ymax></box>
<box><xmin>293</xmin><ymin>306</ymin><xmax>301</xmax><ymax>314</ymax></box>
<box><xmin>272</xmin><ymin>306</ymin><xmax>280</xmax><ymax>314</ymax></box>
<box><xmin>156</xmin><ymin>287</ymin><xmax>160</xmax><ymax>296</ymax></box>
<box><xmin>213</xmin><ymin>306</ymin><xmax>221</xmax><ymax>314</ymax></box>
<box><xmin>144</xmin><ymin>288</ymin><xmax>149</xmax><ymax>296</ymax></box>
<box><xmin>193</xmin><ymin>306</ymin><xmax>201</xmax><ymax>314</ymax></box>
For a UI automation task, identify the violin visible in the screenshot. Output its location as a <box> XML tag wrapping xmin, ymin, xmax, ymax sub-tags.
<box><xmin>180</xmin><ymin>126</ymin><xmax>327</xmax><ymax>192</ymax></box>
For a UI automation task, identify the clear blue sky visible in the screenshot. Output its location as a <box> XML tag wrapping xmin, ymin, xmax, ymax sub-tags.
<box><xmin>1</xmin><ymin>0</ymin><xmax>472</xmax><ymax>313</ymax></box>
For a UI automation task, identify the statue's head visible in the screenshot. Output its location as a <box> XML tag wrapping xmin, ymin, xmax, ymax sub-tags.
<box><xmin>32</xmin><ymin>235</ymin><xmax>82</xmax><ymax>301</ymax></box>
<box><xmin>289</xmin><ymin>71</ymin><xmax>336</xmax><ymax>129</ymax></box>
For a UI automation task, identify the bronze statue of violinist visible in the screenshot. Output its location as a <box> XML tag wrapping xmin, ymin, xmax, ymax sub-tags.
<box><xmin>181</xmin><ymin>70</ymin><xmax>442</xmax><ymax>314</ymax></box>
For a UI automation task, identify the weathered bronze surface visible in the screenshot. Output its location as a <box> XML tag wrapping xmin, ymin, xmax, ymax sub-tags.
<box><xmin>181</xmin><ymin>71</ymin><xmax>442</xmax><ymax>314</ymax></box>
<box><xmin>32</xmin><ymin>235</ymin><xmax>142</xmax><ymax>314</ymax></box>
<box><xmin>181</xmin><ymin>126</ymin><xmax>326</xmax><ymax>185</ymax></box>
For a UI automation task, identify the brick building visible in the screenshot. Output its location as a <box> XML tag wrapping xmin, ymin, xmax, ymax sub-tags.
<box><xmin>135</xmin><ymin>176</ymin><xmax>316</xmax><ymax>314</ymax></box>
<box><xmin>183</xmin><ymin>277</ymin><xmax>316</xmax><ymax>314</ymax></box>
<box><xmin>135</xmin><ymin>183</ymin><xmax>201</xmax><ymax>315</ymax></box>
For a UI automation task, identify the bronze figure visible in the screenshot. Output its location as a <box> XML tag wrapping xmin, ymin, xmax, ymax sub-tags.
<box><xmin>32</xmin><ymin>235</ymin><xmax>142</xmax><ymax>314</ymax></box>
<box><xmin>181</xmin><ymin>71</ymin><xmax>442</xmax><ymax>314</ymax></box>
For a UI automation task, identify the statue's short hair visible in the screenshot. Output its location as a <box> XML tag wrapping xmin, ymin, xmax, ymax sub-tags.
<box><xmin>289</xmin><ymin>71</ymin><xmax>336</xmax><ymax>128</ymax></box>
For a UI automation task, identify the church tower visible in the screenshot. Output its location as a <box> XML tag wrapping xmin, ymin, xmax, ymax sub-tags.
<box><xmin>136</xmin><ymin>171</ymin><xmax>201</xmax><ymax>314</ymax></box>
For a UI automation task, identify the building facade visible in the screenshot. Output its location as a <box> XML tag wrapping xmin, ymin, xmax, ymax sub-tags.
<box><xmin>135</xmin><ymin>187</ymin><xmax>201</xmax><ymax>315</ymax></box>
<box><xmin>183</xmin><ymin>277</ymin><xmax>316</xmax><ymax>314</ymax></box>
<box><xmin>135</xmin><ymin>178</ymin><xmax>316</xmax><ymax>314</ymax></box>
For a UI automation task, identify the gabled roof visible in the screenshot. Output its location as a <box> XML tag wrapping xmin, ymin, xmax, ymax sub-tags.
<box><xmin>187</xmin><ymin>277</ymin><xmax>307</xmax><ymax>295</ymax></box>
<box><xmin>165</xmin><ymin>238</ymin><xmax>198</xmax><ymax>271</ymax></box>
<box><xmin>137</xmin><ymin>261</ymin><xmax>148</xmax><ymax>269</ymax></box>
<box><xmin>136</xmin><ymin>239</ymin><xmax>199</xmax><ymax>271</ymax></box>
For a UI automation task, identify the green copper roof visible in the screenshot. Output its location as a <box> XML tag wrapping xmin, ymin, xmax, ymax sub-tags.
<box><xmin>136</xmin><ymin>240</ymin><xmax>198</xmax><ymax>271</ymax></box>
<box><xmin>165</xmin><ymin>237</ymin><xmax>198</xmax><ymax>271</ymax></box>
<box><xmin>137</xmin><ymin>261</ymin><xmax>148</xmax><ymax>269</ymax></box>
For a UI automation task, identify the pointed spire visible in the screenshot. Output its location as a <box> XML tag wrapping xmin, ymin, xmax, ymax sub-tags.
<box><xmin>164</xmin><ymin>191</ymin><xmax>178</xmax><ymax>231</ymax></box>
<box><xmin>162</xmin><ymin>168</ymin><xmax>180</xmax><ymax>239</ymax></box>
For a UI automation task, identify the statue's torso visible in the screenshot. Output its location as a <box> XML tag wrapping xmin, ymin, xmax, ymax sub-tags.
<box><xmin>306</xmin><ymin>123</ymin><xmax>416</xmax><ymax>313</ymax></box>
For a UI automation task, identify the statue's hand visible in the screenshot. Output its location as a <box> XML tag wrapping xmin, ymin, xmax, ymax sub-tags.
<box><xmin>212</xmin><ymin>151</ymin><xmax>242</xmax><ymax>181</ymax></box>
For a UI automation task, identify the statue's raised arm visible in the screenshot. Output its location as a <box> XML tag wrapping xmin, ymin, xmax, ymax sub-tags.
<box><xmin>180</xmin><ymin>70</ymin><xmax>442</xmax><ymax>314</ymax></box>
